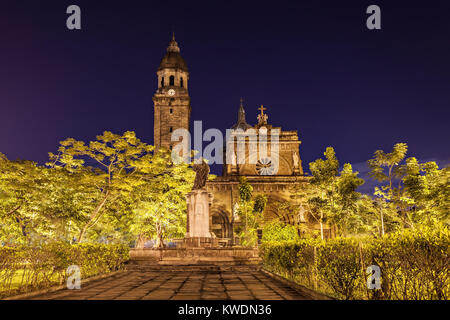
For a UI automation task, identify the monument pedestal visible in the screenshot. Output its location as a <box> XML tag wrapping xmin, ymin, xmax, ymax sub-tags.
<box><xmin>129</xmin><ymin>163</ymin><xmax>261</xmax><ymax>267</ymax></box>
<box><xmin>184</xmin><ymin>237</ymin><xmax>218</xmax><ymax>248</ymax></box>
<box><xmin>184</xmin><ymin>188</ymin><xmax>218</xmax><ymax>248</ymax></box>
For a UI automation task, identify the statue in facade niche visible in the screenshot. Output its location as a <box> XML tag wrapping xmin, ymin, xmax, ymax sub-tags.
<box><xmin>293</xmin><ymin>151</ymin><xmax>299</xmax><ymax>168</ymax></box>
<box><xmin>192</xmin><ymin>159</ymin><xmax>210</xmax><ymax>190</ymax></box>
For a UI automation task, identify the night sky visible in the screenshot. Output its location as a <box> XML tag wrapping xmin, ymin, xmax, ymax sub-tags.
<box><xmin>1</xmin><ymin>1</ymin><xmax>449</xmax><ymax>192</ymax></box>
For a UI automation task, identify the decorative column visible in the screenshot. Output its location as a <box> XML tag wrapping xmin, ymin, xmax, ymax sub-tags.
<box><xmin>292</xmin><ymin>151</ymin><xmax>301</xmax><ymax>175</ymax></box>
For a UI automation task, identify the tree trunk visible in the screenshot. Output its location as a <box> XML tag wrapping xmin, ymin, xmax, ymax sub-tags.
<box><xmin>8</xmin><ymin>205</ymin><xmax>21</xmax><ymax>216</ymax></box>
<box><xmin>136</xmin><ymin>234</ymin><xmax>146</xmax><ymax>249</ymax></box>
<box><xmin>77</xmin><ymin>191</ymin><xmax>110</xmax><ymax>243</ymax></box>
<box><xmin>78</xmin><ymin>228</ymin><xmax>86</xmax><ymax>244</ymax></box>
<box><xmin>155</xmin><ymin>222</ymin><xmax>165</xmax><ymax>248</ymax></box>
<box><xmin>320</xmin><ymin>221</ymin><xmax>324</xmax><ymax>240</ymax></box>
<box><xmin>155</xmin><ymin>233</ymin><xmax>165</xmax><ymax>248</ymax></box>
<box><xmin>320</xmin><ymin>210</ymin><xmax>324</xmax><ymax>240</ymax></box>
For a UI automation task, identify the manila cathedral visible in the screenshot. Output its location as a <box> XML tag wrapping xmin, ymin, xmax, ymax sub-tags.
<box><xmin>152</xmin><ymin>35</ymin><xmax>324</xmax><ymax>247</ymax></box>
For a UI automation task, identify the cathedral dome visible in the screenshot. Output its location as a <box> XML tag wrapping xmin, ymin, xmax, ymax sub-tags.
<box><xmin>158</xmin><ymin>35</ymin><xmax>188</xmax><ymax>72</ymax></box>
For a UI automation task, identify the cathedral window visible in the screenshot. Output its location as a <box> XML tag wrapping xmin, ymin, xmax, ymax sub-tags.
<box><xmin>169</xmin><ymin>75</ymin><xmax>175</xmax><ymax>86</ymax></box>
<box><xmin>256</xmin><ymin>157</ymin><xmax>275</xmax><ymax>175</ymax></box>
<box><xmin>170</xmin><ymin>108</ymin><xmax>173</xmax><ymax>114</ymax></box>
<box><xmin>161</xmin><ymin>77</ymin><xmax>164</xmax><ymax>87</ymax></box>
<box><xmin>180</xmin><ymin>77</ymin><xmax>184</xmax><ymax>87</ymax></box>
<box><xmin>169</xmin><ymin>127</ymin><xmax>173</xmax><ymax>133</ymax></box>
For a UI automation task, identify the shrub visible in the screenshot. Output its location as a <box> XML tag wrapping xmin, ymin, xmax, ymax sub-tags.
<box><xmin>364</xmin><ymin>226</ymin><xmax>449</xmax><ymax>300</ymax></box>
<box><xmin>315</xmin><ymin>238</ymin><xmax>363</xmax><ymax>299</ymax></box>
<box><xmin>262</xmin><ymin>241</ymin><xmax>301</xmax><ymax>276</ymax></box>
<box><xmin>261</xmin><ymin>227</ymin><xmax>449</xmax><ymax>300</ymax></box>
<box><xmin>0</xmin><ymin>242</ymin><xmax>129</xmax><ymax>297</ymax></box>
<box><xmin>262</xmin><ymin>221</ymin><xmax>300</xmax><ymax>242</ymax></box>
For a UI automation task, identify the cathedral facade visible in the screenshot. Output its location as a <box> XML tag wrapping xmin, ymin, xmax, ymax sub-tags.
<box><xmin>153</xmin><ymin>36</ymin><xmax>318</xmax><ymax>245</ymax></box>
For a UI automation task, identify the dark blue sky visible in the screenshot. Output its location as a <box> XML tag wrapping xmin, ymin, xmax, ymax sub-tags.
<box><xmin>0</xmin><ymin>0</ymin><xmax>449</xmax><ymax>182</ymax></box>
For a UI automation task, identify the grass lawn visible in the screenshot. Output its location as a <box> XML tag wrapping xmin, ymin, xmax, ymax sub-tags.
<box><xmin>0</xmin><ymin>269</ymin><xmax>62</xmax><ymax>298</ymax></box>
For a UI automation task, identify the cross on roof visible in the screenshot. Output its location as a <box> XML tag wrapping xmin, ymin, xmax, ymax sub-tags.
<box><xmin>257</xmin><ymin>105</ymin><xmax>268</xmax><ymax>125</ymax></box>
<box><xmin>259</xmin><ymin>104</ymin><xmax>267</xmax><ymax>116</ymax></box>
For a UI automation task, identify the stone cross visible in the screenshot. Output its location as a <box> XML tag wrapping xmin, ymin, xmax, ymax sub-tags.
<box><xmin>258</xmin><ymin>104</ymin><xmax>266</xmax><ymax>116</ymax></box>
<box><xmin>257</xmin><ymin>105</ymin><xmax>268</xmax><ymax>125</ymax></box>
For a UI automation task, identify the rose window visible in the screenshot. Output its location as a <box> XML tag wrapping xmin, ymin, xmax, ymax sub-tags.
<box><xmin>256</xmin><ymin>157</ymin><xmax>276</xmax><ymax>175</ymax></box>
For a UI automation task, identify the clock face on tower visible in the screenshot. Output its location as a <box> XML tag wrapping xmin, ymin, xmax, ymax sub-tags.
<box><xmin>168</xmin><ymin>89</ymin><xmax>176</xmax><ymax>96</ymax></box>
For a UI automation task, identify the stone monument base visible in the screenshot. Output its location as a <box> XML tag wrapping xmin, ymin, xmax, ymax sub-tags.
<box><xmin>185</xmin><ymin>188</ymin><xmax>215</xmax><ymax>241</ymax></box>
<box><xmin>183</xmin><ymin>237</ymin><xmax>219</xmax><ymax>248</ymax></box>
<box><xmin>129</xmin><ymin>247</ymin><xmax>261</xmax><ymax>266</ymax></box>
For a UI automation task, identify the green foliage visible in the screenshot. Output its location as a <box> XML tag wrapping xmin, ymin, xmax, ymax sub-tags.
<box><xmin>235</xmin><ymin>177</ymin><xmax>267</xmax><ymax>247</ymax></box>
<box><xmin>401</xmin><ymin>159</ymin><xmax>449</xmax><ymax>226</ymax></box>
<box><xmin>296</xmin><ymin>147</ymin><xmax>365</xmax><ymax>238</ymax></box>
<box><xmin>261</xmin><ymin>226</ymin><xmax>449</xmax><ymax>300</ymax></box>
<box><xmin>0</xmin><ymin>156</ymin><xmax>98</xmax><ymax>244</ymax></box>
<box><xmin>315</xmin><ymin>238</ymin><xmax>363</xmax><ymax>300</ymax></box>
<box><xmin>309</xmin><ymin>147</ymin><xmax>339</xmax><ymax>183</ymax></box>
<box><xmin>368</xmin><ymin>143</ymin><xmax>449</xmax><ymax>230</ymax></box>
<box><xmin>262</xmin><ymin>239</ymin><xmax>319</xmax><ymax>289</ymax></box>
<box><xmin>368</xmin><ymin>142</ymin><xmax>408</xmax><ymax>186</ymax></box>
<box><xmin>0</xmin><ymin>242</ymin><xmax>129</xmax><ymax>298</ymax></box>
<box><xmin>0</xmin><ymin>131</ymin><xmax>196</xmax><ymax>246</ymax></box>
<box><xmin>365</xmin><ymin>225</ymin><xmax>450</xmax><ymax>300</ymax></box>
<box><xmin>127</xmin><ymin>148</ymin><xmax>195</xmax><ymax>248</ymax></box>
<box><xmin>253</xmin><ymin>194</ymin><xmax>268</xmax><ymax>214</ymax></box>
<box><xmin>48</xmin><ymin>131</ymin><xmax>154</xmax><ymax>243</ymax></box>
<box><xmin>262</xmin><ymin>220</ymin><xmax>300</xmax><ymax>242</ymax></box>
<box><xmin>238</xmin><ymin>176</ymin><xmax>253</xmax><ymax>202</ymax></box>
<box><xmin>262</xmin><ymin>241</ymin><xmax>303</xmax><ymax>275</ymax></box>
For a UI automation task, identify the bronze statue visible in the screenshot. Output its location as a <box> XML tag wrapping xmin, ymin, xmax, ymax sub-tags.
<box><xmin>192</xmin><ymin>159</ymin><xmax>210</xmax><ymax>190</ymax></box>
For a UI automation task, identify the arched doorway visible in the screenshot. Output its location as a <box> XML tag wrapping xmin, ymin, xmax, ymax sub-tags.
<box><xmin>211</xmin><ymin>210</ymin><xmax>233</xmax><ymax>245</ymax></box>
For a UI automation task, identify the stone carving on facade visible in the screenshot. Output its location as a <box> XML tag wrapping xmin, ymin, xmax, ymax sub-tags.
<box><xmin>293</xmin><ymin>151</ymin><xmax>299</xmax><ymax>168</ymax></box>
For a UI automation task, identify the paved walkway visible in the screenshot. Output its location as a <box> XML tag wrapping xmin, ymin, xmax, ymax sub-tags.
<box><xmin>29</xmin><ymin>267</ymin><xmax>311</xmax><ymax>300</ymax></box>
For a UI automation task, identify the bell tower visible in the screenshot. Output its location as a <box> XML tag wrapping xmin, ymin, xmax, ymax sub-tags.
<box><xmin>153</xmin><ymin>34</ymin><xmax>191</xmax><ymax>151</ymax></box>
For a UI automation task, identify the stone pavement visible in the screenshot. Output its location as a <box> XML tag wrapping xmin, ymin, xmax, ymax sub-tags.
<box><xmin>28</xmin><ymin>267</ymin><xmax>313</xmax><ymax>300</ymax></box>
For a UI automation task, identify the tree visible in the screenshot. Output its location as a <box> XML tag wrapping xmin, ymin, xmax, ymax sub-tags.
<box><xmin>346</xmin><ymin>194</ymin><xmax>401</xmax><ymax>237</ymax></box>
<box><xmin>367</xmin><ymin>143</ymin><xmax>449</xmax><ymax>230</ymax></box>
<box><xmin>0</xmin><ymin>155</ymin><xmax>41</xmax><ymax>244</ymax></box>
<box><xmin>48</xmin><ymin>131</ymin><xmax>153</xmax><ymax>242</ymax></box>
<box><xmin>129</xmin><ymin>149</ymin><xmax>195</xmax><ymax>248</ymax></box>
<box><xmin>235</xmin><ymin>177</ymin><xmax>267</xmax><ymax>246</ymax></box>
<box><xmin>0</xmin><ymin>153</ymin><xmax>98</xmax><ymax>244</ymax></box>
<box><xmin>1</xmin><ymin>132</ymin><xmax>197</xmax><ymax>246</ymax></box>
<box><xmin>402</xmin><ymin>158</ymin><xmax>449</xmax><ymax>227</ymax></box>
<box><xmin>332</xmin><ymin>163</ymin><xmax>364</xmax><ymax>236</ymax></box>
<box><xmin>307</xmin><ymin>147</ymin><xmax>339</xmax><ymax>239</ymax></box>
<box><xmin>367</xmin><ymin>143</ymin><xmax>411</xmax><ymax>228</ymax></box>
<box><xmin>294</xmin><ymin>147</ymin><xmax>366</xmax><ymax>239</ymax></box>
<box><xmin>368</xmin><ymin>143</ymin><xmax>408</xmax><ymax>192</ymax></box>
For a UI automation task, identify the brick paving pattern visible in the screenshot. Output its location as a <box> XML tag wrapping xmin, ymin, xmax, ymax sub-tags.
<box><xmin>29</xmin><ymin>268</ymin><xmax>310</xmax><ymax>300</ymax></box>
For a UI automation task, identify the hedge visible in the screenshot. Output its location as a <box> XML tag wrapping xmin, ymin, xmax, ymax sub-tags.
<box><xmin>0</xmin><ymin>242</ymin><xmax>129</xmax><ymax>298</ymax></box>
<box><xmin>261</xmin><ymin>227</ymin><xmax>449</xmax><ymax>300</ymax></box>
